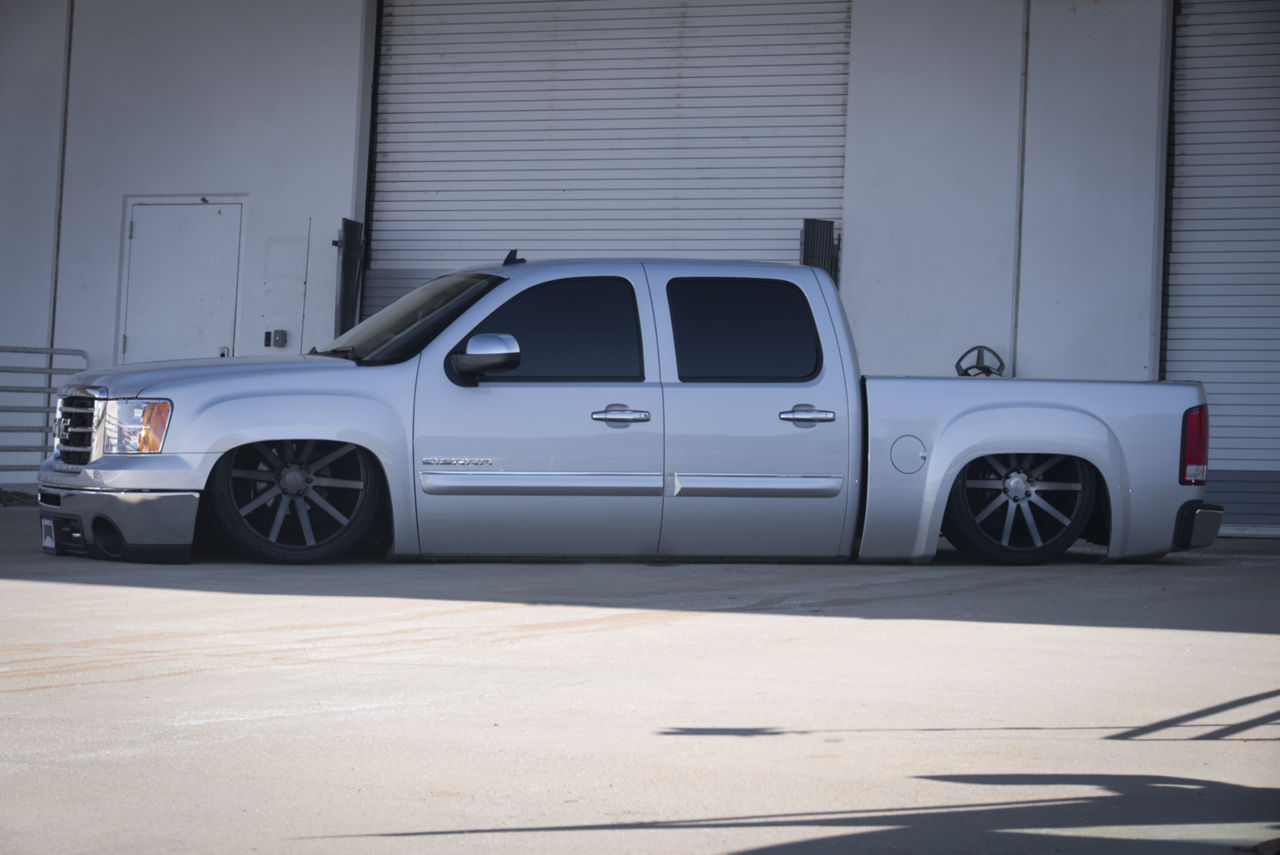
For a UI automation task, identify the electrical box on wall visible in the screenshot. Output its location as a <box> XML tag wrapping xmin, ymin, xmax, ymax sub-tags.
<box><xmin>264</xmin><ymin>329</ymin><xmax>288</xmax><ymax>348</ymax></box>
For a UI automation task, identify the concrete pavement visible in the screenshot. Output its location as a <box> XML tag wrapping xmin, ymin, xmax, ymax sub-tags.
<box><xmin>0</xmin><ymin>506</ymin><xmax>1276</xmax><ymax>853</ymax></box>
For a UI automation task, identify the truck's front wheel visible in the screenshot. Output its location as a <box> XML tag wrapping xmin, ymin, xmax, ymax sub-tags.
<box><xmin>209</xmin><ymin>440</ymin><xmax>382</xmax><ymax>563</ymax></box>
<box><xmin>943</xmin><ymin>453</ymin><xmax>1096</xmax><ymax>565</ymax></box>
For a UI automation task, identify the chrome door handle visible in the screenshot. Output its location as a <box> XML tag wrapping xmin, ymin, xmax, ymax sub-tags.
<box><xmin>592</xmin><ymin>408</ymin><xmax>651</xmax><ymax>423</ymax></box>
<box><xmin>780</xmin><ymin>406</ymin><xmax>836</xmax><ymax>423</ymax></box>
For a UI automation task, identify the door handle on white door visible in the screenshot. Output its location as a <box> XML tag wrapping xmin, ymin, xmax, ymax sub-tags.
<box><xmin>592</xmin><ymin>407</ymin><xmax>651</xmax><ymax>423</ymax></box>
<box><xmin>779</xmin><ymin>406</ymin><xmax>836</xmax><ymax>423</ymax></box>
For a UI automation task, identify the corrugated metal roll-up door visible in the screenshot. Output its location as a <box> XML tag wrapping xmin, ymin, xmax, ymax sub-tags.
<box><xmin>1164</xmin><ymin>0</ymin><xmax>1280</xmax><ymax>533</ymax></box>
<box><xmin>363</xmin><ymin>0</ymin><xmax>851</xmax><ymax>316</ymax></box>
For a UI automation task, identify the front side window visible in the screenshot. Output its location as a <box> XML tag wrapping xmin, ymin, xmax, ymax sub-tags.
<box><xmin>467</xmin><ymin>277</ymin><xmax>644</xmax><ymax>381</ymax></box>
<box><xmin>667</xmin><ymin>277</ymin><xmax>822</xmax><ymax>382</ymax></box>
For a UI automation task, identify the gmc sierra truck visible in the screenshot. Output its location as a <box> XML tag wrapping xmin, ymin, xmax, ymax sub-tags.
<box><xmin>38</xmin><ymin>257</ymin><xmax>1222</xmax><ymax>564</ymax></box>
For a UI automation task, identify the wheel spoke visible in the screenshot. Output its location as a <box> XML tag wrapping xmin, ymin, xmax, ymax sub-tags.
<box><xmin>308</xmin><ymin>443</ymin><xmax>356</xmax><ymax>475</ymax></box>
<box><xmin>295</xmin><ymin>497</ymin><xmax>316</xmax><ymax>546</ymax></box>
<box><xmin>254</xmin><ymin>442</ymin><xmax>284</xmax><ymax>470</ymax></box>
<box><xmin>1019</xmin><ymin>501</ymin><xmax>1044</xmax><ymax>547</ymax></box>
<box><xmin>267</xmin><ymin>498</ymin><xmax>290</xmax><ymax>543</ymax></box>
<box><xmin>983</xmin><ymin>455</ymin><xmax>1011</xmax><ymax>476</ymax></box>
<box><xmin>1034</xmin><ymin>481</ymin><xmax>1082</xmax><ymax>492</ymax></box>
<box><xmin>1029</xmin><ymin>455</ymin><xmax>1064</xmax><ymax>479</ymax></box>
<box><xmin>239</xmin><ymin>485</ymin><xmax>281</xmax><ymax>516</ymax></box>
<box><xmin>304</xmin><ymin>487</ymin><xmax>351</xmax><ymax>526</ymax></box>
<box><xmin>1000</xmin><ymin>501</ymin><xmax>1017</xmax><ymax>545</ymax></box>
<box><xmin>965</xmin><ymin>478</ymin><xmax>1003</xmax><ymax>490</ymax></box>
<box><xmin>231</xmin><ymin>468</ymin><xmax>273</xmax><ymax>483</ymax></box>
<box><xmin>974</xmin><ymin>493</ymin><xmax>1007</xmax><ymax>525</ymax></box>
<box><xmin>310</xmin><ymin>476</ymin><xmax>365</xmax><ymax>490</ymax></box>
<box><xmin>1029</xmin><ymin>493</ymin><xmax>1072</xmax><ymax>527</ymax></box>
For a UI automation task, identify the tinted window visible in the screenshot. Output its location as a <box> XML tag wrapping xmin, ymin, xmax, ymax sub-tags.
<box><xmin>667</xmin><ymin>278</ymin><xmax>822</xmax><ymax>382</ymax></box>
<box><xmin>469</xmin><ymin>277</ymin><xmax>643</xmax><ymax>381</ymax></box>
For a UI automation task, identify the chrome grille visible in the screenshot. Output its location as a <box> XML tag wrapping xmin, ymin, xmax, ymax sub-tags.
<box><xmin>55</xmin><ymin>395</ymin><xmax>96</xmax><ymax>466</ymax></box>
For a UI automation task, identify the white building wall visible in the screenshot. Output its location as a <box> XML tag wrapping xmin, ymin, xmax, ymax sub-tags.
<box><xmin>0</xmin><ymin>1</ymin><xmax>72</xmax><ymax>479</ymax></box>
<box><xmin>1017</xmin><ymin>0</ymin><xmax>1172</xmax><ymax>381</ymax></box>
<box><xmin>0</xmin><ymin>1</ymin><xmax>67</xmax><ymax>349</ymax></box>
<box><xmin>843</xmin><ymin>0</ymin><xmax>1026</xmax><ymax>378</ymax></box>
<box><xmin>49</xmin><ymin>0</ymin><xmax>375</xmax><ymax>369</ymax></box>
<box><xmin>843</xmin><ymin>0</ymin><xmax>1171</xmax><ymax>381</ymax></box>
<box><xmin>7</xmin><ymin>0</ymin><xmax>1175</xmax><ymax>382</ymax></box>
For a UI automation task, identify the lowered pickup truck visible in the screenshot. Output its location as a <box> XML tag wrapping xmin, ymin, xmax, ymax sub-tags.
<box><xmin>38</xmin><ymin>257</ymin><xmax>1222</xmax><ymax>565</ymax></box>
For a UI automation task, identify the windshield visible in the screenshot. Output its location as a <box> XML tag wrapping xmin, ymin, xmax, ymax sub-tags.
<box><xmin>321</xmin><ymin>271</ymin><xmax>506</xmax><ymax>364</ymax></box>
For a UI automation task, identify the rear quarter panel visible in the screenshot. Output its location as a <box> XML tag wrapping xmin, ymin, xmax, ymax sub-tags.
<box><xmin>858</xmin><ymin>377</ymin><xmax>1208</xmax><ymax>562</ymax></box>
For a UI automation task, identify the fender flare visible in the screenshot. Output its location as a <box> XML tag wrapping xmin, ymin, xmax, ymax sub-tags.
<box><xmin>926</xmin><ymin>405</ymin><xmax>1129</xmax><ymax>558</ymax></box>
<box><xmin>863</xmin><ymin>404</ymin><xmax>1130</xmax><ymax>562</ymax></box>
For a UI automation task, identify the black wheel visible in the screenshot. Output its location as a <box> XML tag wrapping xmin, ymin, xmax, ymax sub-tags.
<box><xmin>943</xmin><ymin>454</ymin><xmax>1096</xmax><ymax>565</ymax></box>
<box><xmin>209</xmin><ymin>440</ymin><xmax>381</xmax><ymax>563</ymax></box>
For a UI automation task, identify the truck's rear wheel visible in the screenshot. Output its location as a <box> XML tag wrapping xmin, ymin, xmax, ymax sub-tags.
<box><xmin>209</xmin><ymin>440</ymin><xmax>381</xmax><ymax>563</ymax></box>
<box><xmin>943</xmin><ymin>453</ymin><xmax>1096</xmax><ymax>565</ymax></box>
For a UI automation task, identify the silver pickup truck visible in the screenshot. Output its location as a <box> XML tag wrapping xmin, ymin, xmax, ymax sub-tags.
<box><xmin>37</xmin><ymin>257</ymin><xmax>1222</xmax><ymax>565</ymax></box>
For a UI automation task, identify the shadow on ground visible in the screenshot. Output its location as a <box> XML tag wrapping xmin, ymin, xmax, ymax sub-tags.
<box><xmin>308</xmin><ymin>773</ymin><xmax>1280</xmax><ymax>854</ymax></box>
<box><xmin>1</xmin><ymin>507</ymin><xmax>1276</xmax><ymax>636</ymax></box>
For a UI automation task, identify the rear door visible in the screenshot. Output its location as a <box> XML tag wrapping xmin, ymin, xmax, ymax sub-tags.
<box><xmin>413</xmin><ymin>264</ymin><xmax>664</xmax><ymax>556</ymax></box>
<box><xmin>647</xmin><ymin>263</ymin><xmax>854</xmax><ymax>557</ymax></box>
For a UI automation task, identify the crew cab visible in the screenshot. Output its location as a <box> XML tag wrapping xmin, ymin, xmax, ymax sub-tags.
<box><xmin>37</xmin><ymin>257</ymin><xmax>1223</xmax><ymax>565</ymax></box>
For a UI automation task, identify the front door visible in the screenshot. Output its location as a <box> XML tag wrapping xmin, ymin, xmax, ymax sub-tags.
<box><xmin>121</xmin><ymin>201</ymin><xmax>242</xmax><ymax>363</ymax></box>
<box><xmin>413</xmin><ymin>266</ymin><xmax>664</xmax><ymax>556</ymax></box>
<box><xmin>647</xmin><ymin>263</ymin><xmax>855</xmax><ymax>557</ymax></box>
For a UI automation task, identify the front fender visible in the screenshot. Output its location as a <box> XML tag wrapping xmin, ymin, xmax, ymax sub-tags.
<box><xmin>179</xmin><ymin>391</ymin><xmax>405</xmax><ymax>455</ymax></box>
<box><xmin>174</xmin><ymin>391</ymin><xmax>418</xmax><ymax>557</ymax></box>
<box><xmin>859</xmin><ymin>404</ymin><xmax>1128</xmax><ymax>562</ymax></box>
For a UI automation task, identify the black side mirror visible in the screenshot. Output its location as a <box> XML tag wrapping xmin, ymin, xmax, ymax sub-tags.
<box><xmin>451</xmin><ymin>333</ymin><xmax>521</xmax><ymax>378</ymax></box>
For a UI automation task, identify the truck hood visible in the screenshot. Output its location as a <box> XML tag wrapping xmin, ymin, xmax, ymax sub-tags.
<box><xmin>59</xmin><ymin>355</ymin><xmax>358</xmax><ymax>398</ymax></box>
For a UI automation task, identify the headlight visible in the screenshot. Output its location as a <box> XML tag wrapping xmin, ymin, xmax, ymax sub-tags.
<box><xmin>96</xmin><ymin>399</ymin><xmax>172</xmax><ymax>456</ymax></box>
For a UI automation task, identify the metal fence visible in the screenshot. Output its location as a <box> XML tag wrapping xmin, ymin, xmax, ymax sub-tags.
<box><xmin>0</xmin><ymin>346</ymin><xmax>90</xmax><ymax>473</ymax></box>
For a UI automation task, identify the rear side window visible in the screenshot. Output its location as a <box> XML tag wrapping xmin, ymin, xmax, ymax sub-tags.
<box><xmin>469</xmin><ymin>276</ymin><xmax>643</xmax><ymax>381</ymax></box>
<box><xmin>667</xmin><ymin>277</ymin><xmax>822</xmax><ymax>382</ymax></box>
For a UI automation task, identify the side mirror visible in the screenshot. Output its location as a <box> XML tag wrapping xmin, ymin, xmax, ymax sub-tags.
<box><xmin>451</xmin><ymin>333</ymin><xmax>521</xmax><ymax>378</ymax></box>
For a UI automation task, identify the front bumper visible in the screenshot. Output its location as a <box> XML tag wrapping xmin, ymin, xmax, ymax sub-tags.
<box><xmin>37</xmin><ymin>486</ymin><xmax>200</xmax><ymax>563</ymax></box>
<box><xmin>1174</xmin><ymin>501</ymin><xmax>1224</xmax><ymax>550</ymax></box>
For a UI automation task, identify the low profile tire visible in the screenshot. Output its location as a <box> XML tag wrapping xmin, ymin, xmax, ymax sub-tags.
<box><xmin>943</xmin><ymin>453</ymin><xmax>1096</xmax><ymax>565</ymax></box>
<box><xmin>209</xmin><ymin>440</ymin><xmax>381</xmax><ymax>563</ymax></box>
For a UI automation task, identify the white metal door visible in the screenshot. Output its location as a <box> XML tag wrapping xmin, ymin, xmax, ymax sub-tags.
<box><xmin>413</xmin><ymin>266</ymin><xmax>664</xmax><ymax>556</ymax></box>
<box><xmin>648</xmin><ymin>262</ymin><xmax>853</xmax><ymax>557</ymax></box>
<box><xmin>121</xmin><ymin>202</ymin><xmax>241</xmax><ymax>363</ymax></box>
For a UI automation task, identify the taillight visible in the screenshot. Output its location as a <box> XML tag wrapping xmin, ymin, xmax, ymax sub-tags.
<box><xmin>1180</xmin><ymin>404</ymin><xmax>1208</xmax><ymax>486</ymax></box>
